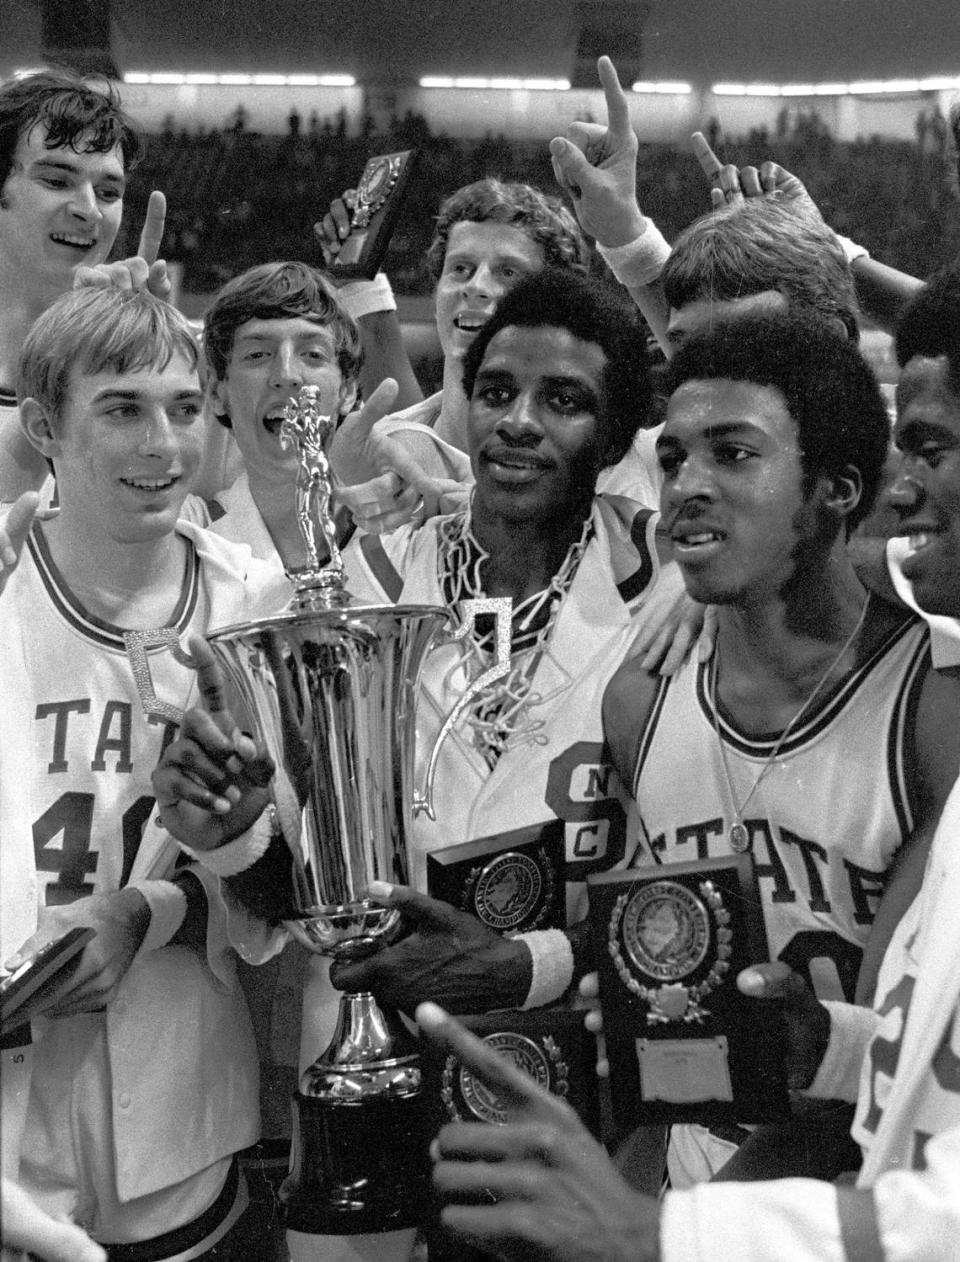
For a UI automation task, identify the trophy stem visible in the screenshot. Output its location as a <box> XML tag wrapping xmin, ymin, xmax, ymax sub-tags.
<box><xmin>281</xmin><ymin>992</ymin><xmax>430</xmax><ymax>1235</ymax></box>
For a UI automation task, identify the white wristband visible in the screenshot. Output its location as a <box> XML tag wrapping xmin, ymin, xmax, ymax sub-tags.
<box><xmin>177</xmin><ymin>805</ymin><xmax>277</xmax><ymax>877</ymax></box>
<box><xmin>127</xmin><ymin>879</ymin><xmax>188</xmax><ymax>954</ymax></box>
<box><xmin>834</xmin><ymin>234</ymin><xmax>870</xmax><ymax>265</ymax></box>
<box><xmin>598</xmin><ymin>222</ymin><xmax>672</xmax><ymax>288</ymax></box>
<box><xmin>516</xmin><ymin>929</ymin><xmax>575</xmax><ymax>1009</ymax></box>
<box><xmin>337</xmin><ymin>272</ymin><xmax>397</xmax><ymax>319</ymax></box>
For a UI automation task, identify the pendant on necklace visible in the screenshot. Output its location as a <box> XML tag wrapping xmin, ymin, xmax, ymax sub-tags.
<box><xmin>729</xmin><ymin>822</ymin><xmax>750</xmax><ymax>853</ymax></box>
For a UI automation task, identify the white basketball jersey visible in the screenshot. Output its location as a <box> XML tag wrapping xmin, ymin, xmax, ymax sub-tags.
<box><xmin>0</xmin><ymin>522</ymin><xmax>285</xmax><ymax>908</ymax></box>
<box><xmin>632</xmin><ymin>617</ymin><xmax>930</xmax><ymax>1001</ymax></box>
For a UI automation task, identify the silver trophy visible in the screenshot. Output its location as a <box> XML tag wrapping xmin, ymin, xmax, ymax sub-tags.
<box><xmin>205</xmin><ymin>387</ymin><xmax>449</xmax><ymax>1234</ymax></box>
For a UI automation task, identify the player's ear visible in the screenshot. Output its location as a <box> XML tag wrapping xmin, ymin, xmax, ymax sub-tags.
<box><xmin>208</xmin><ymin>375</ymin><xmax>231</xmax><ymax>426</ymax></box>
<box><xmin>825</xmin><ymin>464</ymin><xmax>862</xmax><ymax>519</ymax></box>
<box><xmin>19</xmin><ymin>398</ymin><xmax>61</xmax><ymax>458</ymax></box>
<box><xmin>338</xmin><ymin>379</ymin><xmax>358</xmax><ymax>418</ymax></box>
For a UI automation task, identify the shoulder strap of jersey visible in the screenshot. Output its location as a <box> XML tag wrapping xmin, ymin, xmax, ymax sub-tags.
<box><xmin>357</xmin><ymin>534</ymin><xmax>404</xmax><ymax>602</ymax></box>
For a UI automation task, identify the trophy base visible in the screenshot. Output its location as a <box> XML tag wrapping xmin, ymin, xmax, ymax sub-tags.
<box><xmin>282</xmin><ymin>1089</ymin><xmax>429</xmax><ymax>1235</ymax></box>
<box><xmin>280</xmin><ymin>991</ymin><xmax>430</xmax><ymax>1236</ymax></box>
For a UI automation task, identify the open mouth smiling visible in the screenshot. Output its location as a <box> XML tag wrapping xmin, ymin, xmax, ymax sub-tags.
<box><xmin>121</xmin><ymin>475</ymin><xmax>178</xmax><ymax>493</ymax></box>
<box><xmin>454</xmin><ymin>313</ymin><xmax>488</xmax><ymax>335</ymax></box>
<box><xmin>263</xmin><ymin>408</ymin><xmax>289</xmax><ymax>435</ymax></box>
<box><xmin>50</xmin><ymin>232</ymin><xmax>97</xmax><ymax>251</ymax></box>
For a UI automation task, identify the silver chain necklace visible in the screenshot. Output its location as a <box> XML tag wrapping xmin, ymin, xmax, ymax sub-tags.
<box><xmin>711</xmin><ymin>595</ymin><xmax>870</xmax><ymax>853</ymax></box>
<box><xmin>436</xmin><ymin>506</ymin><xmax>592</xmax><ymax>764</ymax></box>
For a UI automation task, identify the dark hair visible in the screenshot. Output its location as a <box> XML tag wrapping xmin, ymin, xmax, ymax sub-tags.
<box><xmin>664</xmin><ymin>310</ymin><xmax>889</xmax><ymax>533</ymax></box>
<box><xmin>427</xmin><ymin>178</ymin><xmax>588</xmax><ymax>281</ymax></box>
<box><xmin>662</xmin><ymin>199</ymin><xmax>859</xmax><ymax>343</ymax></box>
<box><xmin>461</xmin><ymin>268</ymin><xmax>652</xmax><ymax>468</ymax></box>
<box><xmin>0</xmin><ymin>70</ymin><xmax>140</xmax><ymax>193</ymax></box>
<box><xmin>202</xmin><ymin>261</ymin><xmax>362</xmax><ymax>426</ymax></box>
<box><xmin>895</xmin><ymin>259</ymin><xmax>960</xmax><ymax>393</ymax></box>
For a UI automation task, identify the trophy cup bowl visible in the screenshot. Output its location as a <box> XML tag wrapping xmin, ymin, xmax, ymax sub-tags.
<box><xmin>203</xmin><ymin>385</ymin><xmax>450</xmax><ymax>1235</ymax></box>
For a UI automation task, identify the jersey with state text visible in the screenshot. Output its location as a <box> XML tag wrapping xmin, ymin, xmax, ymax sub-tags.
<box><xmin>632</xmin><ymin>616</ymin><xmax>930</xmax><ymax>1002</ymax></box>
<box><xmin>346</xmin><ymin>494</ymin><xmax>666</xmax><ymax>924</ymax></box>
<box><xmin>1</xmin><ymin>521</ymin><xmax>286</xmax><ymax>909</ymax></box>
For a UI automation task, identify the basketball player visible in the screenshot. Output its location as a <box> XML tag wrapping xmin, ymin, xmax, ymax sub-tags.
<box><xmin>603</xmin><ymin>309</ymin><xmax>960</xmax><ymax>1187</ymax></box>
<box><xmin>0</xmin><ymin>69</ymin><xmax>168</xmax><ymax>505</ymax></box>
<box><xmin>1</xmin><ymin>285</ymin><xmax>287</xmax><ymax>1257</ymax></box>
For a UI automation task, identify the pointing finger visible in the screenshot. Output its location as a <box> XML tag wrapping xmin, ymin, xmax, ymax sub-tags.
<box><xmin>137</xmin><ymin>190</ymin><xmax>167</xmax><ymax>265</ymax></box>
<box><xmin>418</xmin><ymin>1002</ymin><xmax>552</xmax><ymax>1116</ymax></box>
<box><xmin>596</xmin><ymin>55</ymin><xmax>631</xmax><ymax>137</ymax></box>
<box><xmin>188</xmin><ymin>636</ymin><xmax>228</xmax><ymax>716</ymax></box>
<box><xmin>691</xmin><ymin>131</ymin><xmax>723</xmax><ymax>184</ymax></box>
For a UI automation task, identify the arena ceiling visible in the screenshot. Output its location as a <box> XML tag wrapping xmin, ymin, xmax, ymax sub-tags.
<box><xmin>3</xmin><ymin>1</ymin><xmax>960</xmax><ymax>85</ymax></box>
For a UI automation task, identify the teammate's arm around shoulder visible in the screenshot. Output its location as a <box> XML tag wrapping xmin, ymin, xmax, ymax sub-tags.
<box><xmin>602</xmin><ymin>654</ymin><xmax>661</xmax><ymax>792</ymax></box>
<box><xmin>857</xmin><ymin>658</ymin><xmax>960</xmax><ymax>1003</ymax></box>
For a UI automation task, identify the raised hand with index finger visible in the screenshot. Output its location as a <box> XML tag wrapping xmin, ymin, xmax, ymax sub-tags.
<box><xmin>74</xmin><ymin>190</ymin><xmax>172</xmax><ymax>298</ymax></box>
<box><xmin>691</xmin><ymin>131</ymin><xmax>826</xmax><ymax>225</ymax></box>
<box><xmin>549</xmin><ymin>56</ymin><xmax>647</xmax><ymax>248</ymax></box>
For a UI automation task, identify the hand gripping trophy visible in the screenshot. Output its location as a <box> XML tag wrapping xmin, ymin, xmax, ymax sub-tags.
<box><xmin>206</xmin><ymin>386</ymin><xmax>450</xmax><ymax>1236</ymax></box>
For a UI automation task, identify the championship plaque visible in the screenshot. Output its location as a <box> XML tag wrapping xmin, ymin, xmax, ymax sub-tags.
<box><xmin>330</xmin><ymin>149</ymin><xmax>418</xmax><ymax>280</ymax></box>
<box><xmin>426</xmin><ymin>822</ymin><xmax>566</xmax><ymax>933</ymax></box>
<box><xmin>587</xmin><ymin>856</ymin><xmax>790</xmax><ymax>1127</ymax></box>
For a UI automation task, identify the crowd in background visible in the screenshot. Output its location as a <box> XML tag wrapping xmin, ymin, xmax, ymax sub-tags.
<box><xmin>122</xmin><ymin>107</ymin><xmax>960</xmax><ymax>300</ymax></box>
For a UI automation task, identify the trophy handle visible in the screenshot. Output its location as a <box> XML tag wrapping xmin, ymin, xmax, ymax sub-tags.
<box><xmin>413</xmin><ymin>597</ymin><xmax>512</xmax><ymax>821</ymax></box>
<box><xmin>123</xmin><ymin>629</ymin><xmax>199</xmax><ymax>724</ymax></box>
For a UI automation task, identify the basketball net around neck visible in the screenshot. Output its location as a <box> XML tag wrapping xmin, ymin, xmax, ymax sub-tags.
<box><xmin>436</xmin><ymin>505</ymin><xmax>593</xmax><ymax>765</ymax></box>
